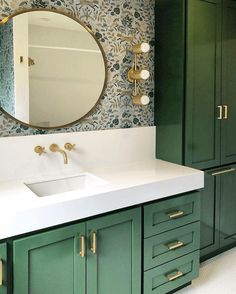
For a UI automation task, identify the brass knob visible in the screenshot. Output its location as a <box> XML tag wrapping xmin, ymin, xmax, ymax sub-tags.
<box><xmin>34</xmin><ymin>146</ymin><xmax>46</xmax><ymax>156</ymax></box>
<box><xmin>64</xmin><ymin>143</ymin><xmax>76</xmax><ymax>151</ymax></box>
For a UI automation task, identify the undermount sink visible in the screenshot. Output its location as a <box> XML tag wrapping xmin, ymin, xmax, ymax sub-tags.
<box><xmin>26</xmin><ymin>173</ymin><xmax>106</xmax><ymax>197</ymax></box>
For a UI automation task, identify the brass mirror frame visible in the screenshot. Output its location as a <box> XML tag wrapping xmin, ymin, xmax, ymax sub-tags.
<box><xmin>0</xmin><ymin>8</ymin><xmax>108</xmax><ymax>130</ymax></box>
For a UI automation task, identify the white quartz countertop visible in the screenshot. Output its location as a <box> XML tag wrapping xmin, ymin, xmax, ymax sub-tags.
<box><xmin>0</xmin><ymin>159</ymin><xmax>204</xmax><ymax>240</ymax></box>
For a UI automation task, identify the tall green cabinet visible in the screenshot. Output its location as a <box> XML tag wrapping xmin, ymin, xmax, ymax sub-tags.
<box><xmin>156</xmin><ymin>0</ymin><xmax>236</xmax><ymax>260</ymax></box>
<box><xmin>13</xmin><ymin>208</ymin><xmax>141</xmax><ymax>294</ymax></box>
<box><xmin>0</xmin><ymin>243</ymin><xmax>7</xmax><ymax>294</ymax></box>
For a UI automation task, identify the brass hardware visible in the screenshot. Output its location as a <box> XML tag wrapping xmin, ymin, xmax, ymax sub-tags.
<box><xmin>20</xmin><ymin>56</ymin><xmax>24</xmax><ymax>63</ymax></box>
<box><xmin>0</xmin><ymin>259</ymin><xmax>2</xmax><ymax>287</ymax></box>
<box><xmin>91</xmin><ymin>232</ymin><xmax>97</xmax><ymax>255</ymax></box>
<box><xmin>132</xmin><ymin>43</ymin><xmax>150</xmax><ymax>54</ymax></box>
<box><xmin>64</xmin><ymin>143</ymin><xmax>76</xmax><ymax>151</ymax></box>
<box><xmin>34</xmin><ymin>146</ymin><xmax>46</xmax><ymax>156</ymax></box>
<box><xmin>211</xmin><ymin>168</ymin><xmax>236</xmax><ymax>176</ymax></box>
<box><xmin>223</xmin><ymin>105</ymin><xmax>228</xmax><ymax>119</ymax></box>
<box><xmin>166</xmin><ymin>241</ymin><xmax>184</xmax><ymax>251</ymax></box>
<box><xmin>132</xmin><ymin>95</ymin><xmax>150</xmax><ymax>106</ymax></box>
<box><xmin>28</xmin><ymin>57</ymin><xmax>35</xmax><ymax>67</ymax></box>
<box><xmin>217</xmin><ymin>105</ymin><xmax>223</xmax><ymax>120</ymax></box>
<box><xmin>166</xmin><ymin>270</ymin><xmax>184</xmax><ymax>282</ymax></box>
<box><xmin>49</xmin><ymin>144</ymin><xmax>68</xmax><ymax>164</ymax></box>
<box><xmin>80</xmin><ymin>235</ymin><xmax>85</xmax><ymax>258</ymax></box>
<box><xmin>0</xmin><ymin>16</ymin><xmax>9</xmax><ymax>25</ymax></box>
<box><xmin>167</xmin><ymin>210</ymin><xmax>184</xmax><ymax>219</ymax></box>
<box><xmin>128</xmin><ymin>69</ymin><xmax>150</xmax><ymax>82</ymax></box>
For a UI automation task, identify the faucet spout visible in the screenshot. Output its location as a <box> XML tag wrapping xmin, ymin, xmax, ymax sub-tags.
<box><xmin>50</xmin><ymin>144</ymin><xmax>68</xmax><ymax>164</ymax></box>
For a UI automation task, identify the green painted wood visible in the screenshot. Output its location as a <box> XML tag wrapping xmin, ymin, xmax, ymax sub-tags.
<box><xmin>219</xmin><ymin>164</ymin><xmax>236</xmax><ymax>248</ymax></box>
<box><xmin>143</xmin><ymin>251</ymin><xmax>199</xmax><ymax>294</ymax></box>
<box><xmin>0</xmin><ymin>243</ymin><xmax>7</xmax><ymax>294</ymax></box>
<box><xmin>144</xmin><ymin>222</ymin><xmax>200</xmax><ymax>271</ymax></box>
<box><xmin>13</xmin><ymin>223</ymin><xmax>86</xmax><ymax>294</ymax></box>
<box><xmin>200</xmin><ymin>169</ymin><xmax>220</xmax><ymax>259</ymax></box>
<box><xmin>221</xmin><ymin>1</ymin><xmax>236</xmax><ymax>165</ymax></box>
<box><xmin>185</xmin><ymin>0</ymin><xmax>222</xmax><ymax>169</ymax></box>
<box><xmin>155</xmin><ymin>0</ymin><xmax>186</xmax><ymax>165</ymax></box>
<box><xmin>86</xmin><ymin>208</ymin><xmax>141</xmax><ymax>294</ymax></box>
<box><xmin>144</xmin><ymin>192</ymin><xmax>200</xmax><ymax>238</ymax></box>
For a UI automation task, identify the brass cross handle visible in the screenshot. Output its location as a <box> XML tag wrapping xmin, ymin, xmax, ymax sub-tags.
<box><xmin>64</xmin><ymin>143</ymin><xmax>76</xmax><ymax>151</ymax></box>
<box><xmin>34</xmin><ymin>146</ymin><xmax>46</xmax><ymax>156</ymax></box>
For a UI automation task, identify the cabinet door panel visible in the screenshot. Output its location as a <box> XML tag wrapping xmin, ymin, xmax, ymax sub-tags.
<box><xmin>185</xmin><ymin>0</ymin><xmax>221</xmax><ymax>169</ymax></box>
<box><xmin>221</xmin><ymin>1</ymin><xmax>236</xmax><ymax>164</ymax></box>
<box><xmin>219</xmin><ymin>165</ymin><xmax>236</xmax><ymax>247</ymax></box>
<box><xmin>200</xmin><ymin>170</ymin><xmax>220</xmax><ymax>259</ymax></box>
<box><xmin>13</xmin><ymin>223</ymin><xmax>86</xmax><ymax>294</ymax></box>
<box><xmin>0</xmin><ymin>243</ymin><xmax>7</xmax><ymax>294</ymax></box>
<box><xmin>87</xmin><ymin>208</ymin><xmax>141</xmax><ymax>294</ymax></box>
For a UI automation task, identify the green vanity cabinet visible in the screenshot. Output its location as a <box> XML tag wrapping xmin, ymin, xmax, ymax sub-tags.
<box><xmin>221</xmin><ymin>0</ymin><xmax>236</xmax><ymax>165</ymax></box>
<box><xmin>156</xmin><ymin>0</ymin><xmax>236</xmax><ymax>261</ymax></box>
<box><xmin>0</xmin><ymin>243</ymin><xmax>7</xmax><ymax>294</ymax></box>
<box><xmin>13</xmin><ymin>208</ymin><xmax>141</xmax><ymax>294</ymax></box>
<box><xmin>143</xmin><ymin>192</ymin><xmax>200</xmax><ymax>294</ymax></box>
<box><xmin>13</xmin><ymin>223</ymin><xmax>86</xmax><ymax>294</ymax></box>
<box><xmin>200</xmin><ymin>165</ymin><xmax>236</xmax><ymax>260</ymax></box>
<box><xmin>86</xmin><ymin>208</ymin><xmax>141</xmax><ymax>294</ymax></box>
<box><xmin>156</xmin><ymin>0</ymin><xmax>236</xmax><ymax>170</ymax></box>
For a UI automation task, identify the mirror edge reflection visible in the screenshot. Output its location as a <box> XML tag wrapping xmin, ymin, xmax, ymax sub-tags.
<box><xmin>0</xmin><ymin>8</ymin><xmax>108</xmax><ymax>130</ymax></box>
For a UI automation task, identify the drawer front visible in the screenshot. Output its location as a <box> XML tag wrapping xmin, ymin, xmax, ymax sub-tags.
<box><xmin>144</xmin><ymin>222</ymin><xmax>200</xmax><ymax>270</ymax></box>
<box><xmin>143</xmin><ymin>251</ymin><xmax>199</xmax><ymax>294</ymax></box>
<box><xmin>144</xmin><ymin>192</ymin><xmax>200</xmax><ymax>237</ymax></box>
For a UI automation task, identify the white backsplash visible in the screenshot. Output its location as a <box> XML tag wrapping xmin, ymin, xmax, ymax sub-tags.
<box><xmin>0</xmin><ymin>126</ymin><xmax>155</xmax><ymax>182</ymax></box>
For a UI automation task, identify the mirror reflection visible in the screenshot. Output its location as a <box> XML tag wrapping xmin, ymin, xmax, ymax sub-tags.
<box><xmin>0</xmin><ymin>10</ymin><xmax>106</xmax><ymax>128</ymax></box>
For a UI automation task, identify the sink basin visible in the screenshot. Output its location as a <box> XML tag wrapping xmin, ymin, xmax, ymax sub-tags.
<box><xmin>26</xmin><ymin>173</ymin><xmax>106</xmax><ymax>197</ymax></box>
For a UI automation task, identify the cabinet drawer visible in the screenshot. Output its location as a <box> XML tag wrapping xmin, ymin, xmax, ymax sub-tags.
<box><xmin>144</xmin><ymin>222</ymin><xmax>200</xmax><ymax>270</ymax></box>
<box><xmin>143</xmin><ymin>251</ymin><xmax>199</xmax><ymax>294</ymax></box>
<box><xmin>144</xmin><ymin>192</ymin><xmax>200</xmax><ymax>237</ymax></box>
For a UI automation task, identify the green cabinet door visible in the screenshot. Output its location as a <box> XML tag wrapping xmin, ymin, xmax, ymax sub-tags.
<box><xmin>200</xmin><ymin>170</ymin><xmax>220</xmax><ymax>260</ymax></box>
<box><xmin>87</xmin><ymin>208</ymin><xmax>141</xmax><ymax>294</ymax></box>
<box><xmin>0</xmin><ymin>243</ymin><xmax>7</xmax><ymax>294</ymax></box>
<box><xmin>13</xmin><ymin>223</ymin><xmax>86</xmax><ymax>294</ymax></box>
<box><xmin>221</xmin><ymin>1</ymin><xmax>236</xmax><ymax>165</ymax></box>
<box><xmin>185</xmin><ymin>0</ymin><xmax>222</xmax><ymax>169</ymax></box>
<box><xmin>219</xmin><ymin>165</ymin><xmax>236</xmax><ymax>248</ymax></box>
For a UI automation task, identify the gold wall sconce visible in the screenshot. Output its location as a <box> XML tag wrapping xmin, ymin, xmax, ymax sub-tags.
<box><xmin>128</xmin><ymin>42</ymin><xmax>150</xmax><ymax>106</ymax></box>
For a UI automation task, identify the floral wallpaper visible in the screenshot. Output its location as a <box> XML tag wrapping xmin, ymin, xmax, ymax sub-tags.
<box><xmin>0</xmin><ymin>19</ymin><xmax>15</xmax><ymax>117</ymax></box>
<box><xmin>0</xmin><ymin>0</ymin><xmax>155</xmax><ymax>137</ymax></box>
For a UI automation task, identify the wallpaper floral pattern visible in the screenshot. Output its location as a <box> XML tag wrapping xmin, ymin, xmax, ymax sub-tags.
<box><xmin>0</xmin><ymin>0</ymin><xmax>155</xmax><ymax>137</ymax></box>
<box><xmin>0</xmin><ymin>19</ymin><xmax>15</xmax><ymax>116</ymax></box>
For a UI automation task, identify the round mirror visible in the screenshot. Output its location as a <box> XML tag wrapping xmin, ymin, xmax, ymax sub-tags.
<box><xmin>0</xmin><ymin>9</ymin><xmax>107</xmax><ymax>129</ymax></box>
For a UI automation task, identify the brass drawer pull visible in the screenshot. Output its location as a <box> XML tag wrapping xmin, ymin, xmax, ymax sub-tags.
<box><xmin>0</xmin><ymin>258</ymin><xmax>2</xmax><ymax>286</ymax></box>
<box><xmin>166</xmin><ymin>240</ymin><xmax>184</xmax><ymax>250</ymax></box>
<box><xmin>223</xmin><ymin>105</ymin><xmax>228</xmax><ymax>119</ymax></box>
<box><xmin>167</xmin><ymin>210</ymin><xmax>184</xmax><ymax>219</ymax></box>
<box><xmin>217</xmin><ymin>105</ymin><xmax>223</xmax><ymax>120</ymax></box>
<box><xmin>211</xmin><ymin>168</ymin><xmax>236</xmax><ymax>176</ymax></box>
<box><xmin>91</xmin><ymin>232</ymin><xmax>97</xmax><ymax>255</ymax></box>
<box><xmin>166</xmin><ymin>270</ymin><xmax>184</xmax><ymax>282</ymax></box>
<box><xmin>79</xmin><ymin>235</ymin><xmax>85</xmax><ymax>258</ymax></box>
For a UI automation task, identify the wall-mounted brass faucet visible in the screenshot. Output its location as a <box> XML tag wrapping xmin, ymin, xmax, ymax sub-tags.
<box><xmin>50</xmin><ymin>144</ymin><xmax>68</xmax><ymax>164</ymax></box>
<box><xmin>64</xmin><ymin>143</ymin><xmax>76</xmax><ymax>151</ymax></box>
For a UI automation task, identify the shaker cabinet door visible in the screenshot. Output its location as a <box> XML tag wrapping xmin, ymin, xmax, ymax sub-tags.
<box><xmin>219</xmin><ymin>165</ymin><xmax>236</xmax><ymax>248</ymax></box>
<box><xmin>0</xmin><ymin>243</ymin><xmax>7</xmax><ymax>294</ymax></box>
<box><xmin>87</xmin><ymin>208</ymin><xmax>141</xmax><ymax>294</ymax></box>
<box><xmin>221</xmin><ymin>1</ymin><xmax>236</xmax><ymax>165</ymax></box>
<box><xmin>13</xmin><ymin>223</ymin><xmax>86</xmax><ymax>294</ymax></box>
<box><xmin>200</xmin><ymin>170</ymin><xmax>220</xmax><ymax>260</ymax></box>
<box><xmin>185</xmin><ymin>0</ymin><xmax>221</xmax><ymax>169</ymax></box>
